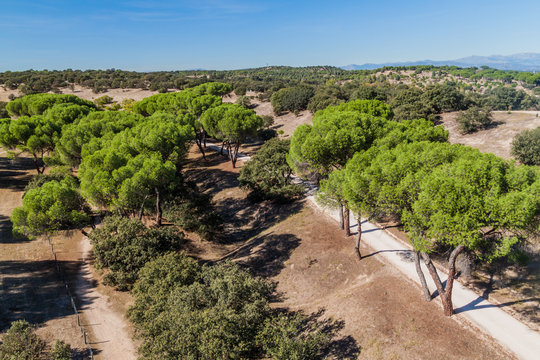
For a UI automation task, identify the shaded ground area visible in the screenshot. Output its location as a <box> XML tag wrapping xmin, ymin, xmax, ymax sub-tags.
<box><xmin>183</xmin><ymin>147</ymin><xmax>514</xmax><ymax>359</ymax></box>
<box><xmin>0</xmin><ymin>155</ymin><xmax>89</xmax><ymax>356</ymax></box>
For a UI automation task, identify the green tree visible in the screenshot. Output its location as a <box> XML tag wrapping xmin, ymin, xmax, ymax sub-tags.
<box><xmin>49</xmin><ymin>340</ymin><xmax>71</xmax><ymax>360</ymax></box>
<box><xmin>271</xmin><ymin>86</ymin><xmax>315</xmax><ymax>115</ymax></box>
<box><xmin>5</xmin><ymin>93</ymin><xmax>95</xmax><ymax>117</ymax></box>
<box><xmin>239</xmin><ymin>138</ymin><xmax>303</xmax><ymax>202</ymax></box>
<box><xmin>511</xmin><ymin>126</ymin><xmax>540</xmax><ymax>165</ymax></box>
<box><xmin>201</xmin><ymin>103</ymin><xmax>262</xmax><ymax>167</ymax></box>
<box><xmin>0</xmin><ymin>320</ymin><xmax>45</xmax><ymax>360</ymax></box>
<box><xmin>455</xmin><ymin>106</ymin><xmax>493</xmax><ymax>134</ymax></box>
<box><xmin>11</xmin><ymin>176</ymin><xmax>90</xmax><ymax>238</ymax></box>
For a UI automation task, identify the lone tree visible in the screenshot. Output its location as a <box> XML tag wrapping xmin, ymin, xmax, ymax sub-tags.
<box><xmin>201</xmin><ymin>103</ymin><xmax>262</xmax><ymax>167</ymax></box>
<box><xmin>511</xmin><ymin>126</ymin><xmax>540</xmax><ymax>165</ymax></box>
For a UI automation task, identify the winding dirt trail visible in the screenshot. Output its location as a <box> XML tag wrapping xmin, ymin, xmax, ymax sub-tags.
<box><xmin>74</xmin><ymin>235</ymin><xmax>137</xmax><ymax>360</ymax></box>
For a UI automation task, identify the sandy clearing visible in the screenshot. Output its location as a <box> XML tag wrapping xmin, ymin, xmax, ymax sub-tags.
<box><xmin>441</xmin><ymin>111</ymin><xmax>540</xmax><ymax>160</ymax></box>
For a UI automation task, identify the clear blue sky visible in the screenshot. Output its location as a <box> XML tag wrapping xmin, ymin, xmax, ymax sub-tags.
<box><xmin>1</xmin><ymin>0</ymin><xmax>539</xmax><ymax>71</ymax></box>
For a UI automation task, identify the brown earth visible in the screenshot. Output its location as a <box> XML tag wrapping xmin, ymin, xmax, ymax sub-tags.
<box><xmin>0</xmin><ymin>155</ymin><xmax>88</xmax><ymax>357</ymax></box>
<box><xmin>182</xmin><ymin>146</ymin><xmax>515</xmax><ymax>359</ymax></box>
<box><xmin>0</xmin><ymin>85</ymin><xmax>157</xmax><ymax>103</ymax></box>
<box><xmin>441</xmin><ymin>110</ymin><xmax>540</xmax><ymax>160</ymax></box>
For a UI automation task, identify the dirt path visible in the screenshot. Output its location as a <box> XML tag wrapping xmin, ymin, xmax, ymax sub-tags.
<box><xmin>73</xmin><ymin>235</ymin><xmax>137</xmax><ymax>360</ymax></box>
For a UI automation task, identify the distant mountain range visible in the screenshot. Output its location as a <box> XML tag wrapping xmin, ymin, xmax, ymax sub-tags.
<box><xmin>341</xmin><ymin>53</ymin><xmax>540</xmax><ymax>72</ymax></box>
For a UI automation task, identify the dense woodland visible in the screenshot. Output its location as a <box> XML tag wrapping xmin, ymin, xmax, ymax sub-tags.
<box><xmin>0</xmin><ymin>67</ymin><xmax>539</xmax><ymax>358</ymax></box>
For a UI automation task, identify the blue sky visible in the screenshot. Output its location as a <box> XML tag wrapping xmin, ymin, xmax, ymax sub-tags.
<box><xmin>1</xmin><ymin>0</ymin><xmax>539</xmax><ymax>71</ymax></box>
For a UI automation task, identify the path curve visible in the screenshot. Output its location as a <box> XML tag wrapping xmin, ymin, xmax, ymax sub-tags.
<box><xmin>74</xmin><ymin>235</ymin><xmax>137</xmax><ymax>360</ymax></box>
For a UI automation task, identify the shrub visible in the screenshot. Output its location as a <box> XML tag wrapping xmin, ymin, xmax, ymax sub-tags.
<box><xmin>49</xmin><ymin>340</ymin><xmax>71</xmax><ymax>360</ymax></box>
<box><xmin>271</xmin><ymin>86</ymin><xmax>315</xmax><ymax>115</ymax></box>
<box><xmin>0</xmin><ymin>320</ymin><xmax>45</xmax><ymax>360</ymax></box>
<box><xmin>163</xmin><ymin>186</ymin><xmax>223</xmax><ymax>241</ymax></box>
<box><xmin>456</xmin><ymin>106</ymin><xmax>493</xmax><ymax>134</ymax></box>
<box><xmin>93</xmin><ymin>95</ymin><xmax>114</xmax><ymax>107</ymax></box>
<box><xmin>235</xmin><ymin>95</ymin><xmax>251</xmax><ymax>108</ymax></box>
<box><xmin>260</xmin><ymin>115</ymin><xmax>274</xmax><ymax>128</ymax></box>
<box><xmin>239</xmin><ymin>138</ymin><xmax>303</xmax><ymax>202</ymax></box>
<box><xmin>89</xmin><ymin>216</ymin><xmax>186</xmax><ymax>290</ymax></box>
<box><xmin>511</xmin><ymin>127</ymin><xmax>540</xmax><ymax>165</ymax></box>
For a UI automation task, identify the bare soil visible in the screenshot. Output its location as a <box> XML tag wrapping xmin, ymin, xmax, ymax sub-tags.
<box><xmin>0</xmin><ymin>155</ymin><xmax>88</xmax><ymax>356</ymax></box>
<box><xmin>440</xmin><ymin>111</ymin><xmax>540</xmax><ymax>160</ymax></box>
<box><xmin>0</xmin><ymin>85</ymin><xmax>157</xmax><ymax>103</ymax></box>
<box><xmin>183</xmin><ymin>146</ymin><xmax>514</xmax><ymax>359</ymax></box>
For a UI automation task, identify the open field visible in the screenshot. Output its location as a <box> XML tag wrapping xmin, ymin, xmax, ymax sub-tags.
<box><xmin>0</xmin><ymin>85</ymin><xmax>157</xmax><ymax>103</ymax></box>
<box><xmin>441</xmin><ymin>111</ymin><xmax>540</xmax><ymax>160</ymax></box>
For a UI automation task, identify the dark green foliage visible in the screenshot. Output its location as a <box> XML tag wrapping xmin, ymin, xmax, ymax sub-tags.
<box><xmin>349</xmin><ymin>85</ymin><xmax>388</xmax><ymax>102</ymax></box>
<box><xmin>486</xmin><ymin>87</ymin><xmax>538</xmax><ymax>110</ymax></box>
<box><xmin>271</xmin><ymin>86</ymin><xmax>315</xmax><ymax>114</ymax></box>
<box><xmin>49</xmin><ymin>340</ymin><xmax>71</xmax><ymax>360</ymax></box>
<box><xmin>5</xmin><ymin>93</ymin><xmax>95</xmax><ymax>117</ymax></box>
<box><xmin>257</xmin><ymin>128</ymin><xmax>278</xmax><ymax>141</ymax></box>
<box><xmin>257</xmin><ymin>312</ymin><xmax>331</xmax><ymax>360</ymax></box>
<box><xmin>163</xmin><ymin>184</ymin><xmax>223</xmax><ymax>241</ymax></box>
<box><xmin>0</xmin><ymin>320</ymin><xmax>45</xmax><ymax>360</ymax></box>
<box><xmin>0</xmin><ymin>102</ymin><xmax>8</xmax><ymax>118</ymax></box>
<box><xmin>129</xmin><ymin>257</ymin><xmax>273</xmax><ymax>359</ymax></box>
<box><xmin>89</xmin><ymin>216</ymin><xmax>186</xmax><ymax>290</ymax></box>
<box><xmin>456</xmin><ymin>106</ymin><xmax>493</xmax><ymax>134</ymax></box>
<box><xmin>307</xmin><ymin>85</ymin><xmax>347</xmax><ymax>113</ymax></box>
<box><xmin>11</xmin><ymin>176</ymin><xmax>90</xmax><ymax>238</ymax></box>
<box><xmin>239</xmin><ymin>138</ymin><xmax>303</xmax><ymax>202</ymax></box>
<box><xmin>511</xmin><ymin>127</ymin><xmax>540</xmax><ymax>165</ymax></box>
<box><xmin>260</xmin><ymin>115</ymin><xmax>275</xmax><ymax>128</ymax></box>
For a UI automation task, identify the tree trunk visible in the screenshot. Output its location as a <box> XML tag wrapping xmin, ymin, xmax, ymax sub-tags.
<box><xmin>220</xmin><ymin>141</ymin><xmax>225</xmax><ymax>155</ymax></box>
<box><xmin>138</xmin><ymin>195</ymin><xmax>148</xmax><ymax>221</ymax></box>
<box><xmin>338</xmin><ymin>205</ymin><xmax>344</xmax><ymax>230</ymax></box>
<box><xmin>344</xmin><ymin>206</ymin><xmax>351</xmax><ymax>236</ymax></box>
<box><xmin>355</xmin><ymin>216</ymin><xmax>362</xmax><ymax>259</ymax></box>
<box><xmin>444</xmin><ymin>245</ymin><xmax>465</xmax><ymax>316</ymax></box>
<box><xmin>414</xmin><ymin>251</ymin><xmax>432</xmax><ymax>302</ymax></box>
<box><xmin>422</xmin><ymin>252</ymin><xmax>454</xmax><ymax>316</ymax></box>
<box><xmin>231</xmin><ymin>141</ymin><xmax>240</xmax><ymax>168</ymax></box>
<box><xmin>155</xmin><ymin>188</ymin><xmax>162</xmax><ymax>226</ymax></box>
<box><xmin>195</xmin><ymin>134</ymin><xmax>206</xmax><ymax>160</ymax></box>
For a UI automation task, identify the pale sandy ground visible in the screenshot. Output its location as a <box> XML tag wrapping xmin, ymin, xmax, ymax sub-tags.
<box><xmin>223</xmin><ymin>91</ymin><xmax>314</xmax><ymax>137</ymax></box>
<box><xmin>0</xmin><ymin>85</ymin><xmax>157</xmax><ymax>103</ymax></box>
<box><xmin>441</xmin><ymin>111</ymin><xmax>540</xmax><ymax>160</ymax></box>
<box><xmin>73</xmin><ymin>235</ymin><xmax>137</xmax><ymax>360</ymax></box>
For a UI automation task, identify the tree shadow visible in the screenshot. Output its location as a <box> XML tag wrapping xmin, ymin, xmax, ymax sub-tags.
<box><xmin>0</xmin><ymin>259</ymin><xmax>97</xmax><ymax>331</ymax></box>
<box><xmin>275</xmin><ymin>308</ymin><xmax>361</xmax><ymax>359</ymax></box>
<box><xmin>217</xmin><ymin>198</ymin><xmax>304</xmax><ymax>244</ymax></box>
<box><xmin>227</xmin><ymin>232</ymin><xmax>301</xmax><ymax>277</ymax></box>
<box><xmin>454</xmin><ymin>296</ymin><xmax>540</xmax><ymax>314</ymax></box>
<box><xmin>0</xmin><ymin>156</ymin><xmax>35</xmax><ymax>191</ymax></box>
<box><xmin>0</xmin><ymin>214</ymin><xmax>32</xmax><ymax>244</ymax></box>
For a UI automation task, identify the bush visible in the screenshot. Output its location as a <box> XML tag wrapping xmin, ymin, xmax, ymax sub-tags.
<box><xmin>93</xmin><ymin>95</ymin><xmax>114</xmax><ymax>107</ymax></box>
<box><xmin>271</xmin><ymin>86</ymin><xmax>315</xmax><ymax>115</ymax></box>
<box><xmin>257</xmin><ymin>312</ymin><xmax>331</xmax><ymax>360</ymax></box>
<box><xmin>260</xmin><ymin>115</ymin><xmax>274</xmax><ymax>128</ymax></box>
<box><xmin>163</xmin><ymin>186</ymin><xmax>222</xmax><ymax>241</ymax></box>
<box><xmin>89</xmin><ymin>216</ymin><xmax>186</xmax><ymax>290</ymax></box>
<box><xmin>511</xmin><ymin>127</ymin><xmax>540</xmax><ymax>165</ymax></box>
<box><xmin>235</xmin><ymin>95</ymin><xmax>251</xmax><ymax>108</ymax></box>
<box><xmin>239</xmin><ymin>138</ymin><xmax>303</xmax><ymax>202</ymax></box>
<box><xmin>456</xmin><ymin>106</ymin><xmax>493</xmax><ymax>134</ymax></box>
<box><xmin>257</xmin><ymin>128</ymin><xmax>278</xmax><ymax>141</ymax></box>
<box><xmin>49</xmin><ymin>340</ymin><xmax>71</xmax><ymax>360</ymax></box>
<box><xmin>0</xmin><ymin>320</ymin><xmax>45</xmax><ymax>360</ymax></box>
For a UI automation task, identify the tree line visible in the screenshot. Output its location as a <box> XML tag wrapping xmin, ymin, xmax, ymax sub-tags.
<box><xmin>288</xmin><ymin>100</ymin><xmax>540</xmax><ymax>316</ymax></box>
